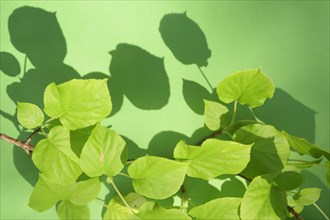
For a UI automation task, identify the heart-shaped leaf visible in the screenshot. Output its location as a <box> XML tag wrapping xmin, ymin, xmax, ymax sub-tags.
<box><xmin>17</xmin><ymin>102</ymin><xmax>44</xmax><ymax>129</ymax></box>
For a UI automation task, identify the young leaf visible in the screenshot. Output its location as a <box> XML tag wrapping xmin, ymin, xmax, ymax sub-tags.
<box><xmin>217</xmin><ymin>69</ymin><xmax>275</xmax><ymax>108</ymax></box>
<box><xmin>234</xmin><ymin>124</ymin><xmax>290</xmax><ymax>179</ymax></box>
<box><xmin>159</xmin><ymin>12</ymin><xmax>211</xmax><ymax>67</ymax></box>
<box><xmin>288</xmin><ymin>188</ymin><xmax>322</xmax><ymax>213</ymax></box>
<box><xmin>137</xmin><ymin>201</ymin><xmax>191</xmax><ymax>220</ymax></box>
<box><xmin>174</xmin><ymin>140</ymin><xmax>251</xmax><ymax>180</ymax></box>
<box><xmin>17</xmin><ymin>102</ymin><xmax>44</xmax><ymax>129</ymax></box>
<box><xmin>273</xmin><ymin>171</ymin><xmax>304</xmax><ymax>191</ymax></box>
<box><xmin>56</xmin><ymin>201</ymin><xmax>90</xmax><ymax>220</ymax></box>
<box><xmin>240</xmin><ymin>175</ymin><xmax>287</xmax><ymax>220</ymax></box>
<box><xmin>189</xmin><ymin>197</ymin><xmax>241</xmax><ymax>220</ymax></box>
<box><xmin>127</xmin><ymin>156</ymin><xmax>187</xmax><ymax>199</ymax></box>
<box><xmin>103</xmin><ymin>193</ymin><xmax>146</xmax><ymax>220</ymax></box>
<box><xmin>44</xmin><ymin>79</ymin><xmax>111</xmax><ymax>130</ymax></box>
<box><xmin>32</xmin><ymin>126</ymin><xmax>82</xmax><ymax>184</ymax></box>
<box><xmin>80</xmin><ymin>124</ymin><xmax>127</xmax><ymax>177</ymax></box>
<box><xmin>204</xmin><ymin>100</ymin><xmax>229</xmax><ymax>131</ymax></box>
<box><xmin>282</xmin><ymin>131</ymin><xmax>330</xmax><ymax>160</ymax></box>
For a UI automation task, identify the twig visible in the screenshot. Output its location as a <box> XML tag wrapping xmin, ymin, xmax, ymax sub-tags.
<box><xmin>287</xmin><ymin>205</ymin><xmax>304</xmax><ymax>220</ymax></box>
<box><xmin>24</xmin><ymin>127</ymin><xmax>41</xmax><ymax>145</ymax></box>
<box><xmin>0</xmin><ymin>133</ymin><xmax>33</xmax><ymax>155</ymax></box>
<box><xmin>197</xmin><ymin>129</ymin><xmax>223</xmax><ymax>145</ymax></box>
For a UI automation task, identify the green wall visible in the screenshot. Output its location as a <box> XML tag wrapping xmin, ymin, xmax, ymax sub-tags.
<box><xmin>0</xmin><ymin>1</ymin><xmax>329</xmax><ymax>219</ymax></box>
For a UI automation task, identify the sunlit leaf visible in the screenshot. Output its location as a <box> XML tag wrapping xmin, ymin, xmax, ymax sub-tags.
<box><xmin>32</xmin><ymin>126</ymin><xmax>82</xmax><ymax>184</ymax></box>
<box><xmin>103</xmin><ymin>193</ymin><xmax>146</xmax><ymax>220</ymax></box>
<box><xmin>217</xmin><ymin>69</ymin><xmax>275</xmax><ymax>108</ymax></box>
<box><xmin>44</xmin><ymin>79</ymin><xmax>111</xmax><ymax>130</ymax></box>
<box><xmin>282</xmin><ymin>131</ymin><xmax>330</xmax><ymax>160</ymax></box>
<box><xmin>174</xmin><ymin>140</ymin><xmax>251</xmax><ymax>180</ymax></box>
<box><xmin>273</xmin><ymin>171</ymin><xmax>304</xmax><ymax>191</ymax></box>
<box><xmin>240</xmin><ymin>175</ymin><xmax>287</xmax><ymax>220</ymax></box>
<box><xmin>128</xmin><ymin>156</ymin><xmax>187</xmax><ymax>199</ymax></box>
<box><xmin>80</xmin><ymin>124</ymin><xmax>126</xmax><ymax>177</ymax></box>
<box><xmin>204</xmin><ymin>100</ymin><xmax>229</xmax><ymax>131</ymax></box>
<box><xmin>137</xmin><ymin>201</ymin><xmax>191</xmax><ymax>220</ymax></box>
<box><xmin>69</xmin><ymin>178</ymin><xmax>101</xmax><ymax>206</ymax></box>
<box><xmin>159</xmin><ymin>12</ymin><xmax>211</xmax><ymax>67</ymax></box>
<box><xmin>189</xmin><ymin>197</ymin><xmax>241</xmax><ymax>220</ymax></box>
<box><xmin>17</xmin><ymin>102</ymin><xmax>44</xmax><ymax>129</ymax></box>
<box><xmin>56</xmin><ymin>201</ymin><xmax>89</xmax><ymax>220</ymax></box>
<box><xmin>288</xmin><ymin>188</ymin><xmax>322</xmax><ymax>213</ymax></box>
<box><xmin>234</xmin><ymin>124</ymin><xmax>290</xmax><ymax>178</ymax></box>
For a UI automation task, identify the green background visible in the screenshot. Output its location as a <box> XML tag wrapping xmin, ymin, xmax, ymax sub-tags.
<box><xmin>0</xmin><ymin>0</ymin><xmax>329</xmax><ymax>219</ymax></box>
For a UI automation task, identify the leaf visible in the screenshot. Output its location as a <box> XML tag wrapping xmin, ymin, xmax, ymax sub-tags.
<box><xmin>69</xmin><ymin>178</ymin><xmax>101</xmax><ymax>206</ymax></box>
<box><xmin>273</xmin><ymin>171</ymin><xmax>304</xmax><ymax>191</ymax></box>
<box><xmin>189</xmin><ymin>197</ymin><xmax>241</xmax><ymax>220</ymax></box>
<box><xmin>32</xmin><ymin>126</ymin><xmax>82</xmax><ymax>184</ymax></box>
<box><xmin>159</xmin><ymin>12</ymin><xmax>211</xmax><ymax>67</ymax></box>
<box><xmin>174</xmin><ymin>140</ymin><xmax>251</xmax><ymax>180</ymax></box>
<box><xmin>182</xmin><ymin>79</ymin><xmax>214</xmax><ymax>115</ymax></box>
<box><xmin>288</xmin><ymin>188</ymin><xmax>322</xmax><ymax>213</ymax></box>
<box><xmin>0</xmin><ymin>51</ymin><xmax>20</xmax><ymax>76</ymax></box>
<box><xmin>56</xmin><ymin>201</ymin><xmax>90</xmax><ymax>220</ymax></box>
<box><xmin>103</xmin><ymin>193</ymin><xmax>147</xmax><ymax>220</ymax></box>
<box><xmin>8</xmin><ymin>6</ymin><xmax>66</xmax><ymax>68</ymax></box>
<box><xmin>234</xmin><ymin>124</ymin><xmax>290</xmax><ymax>178</ymax></box>
<box><xmin>137</xmin><ymin>201</ymin><xmax>191</xmax><ymax>220</ymax></box>
<box><xmin>29</xmin><ymin>174</ymin><xmax>100</xmax><ymax>212</ymax></box>
<box><xmin>17</xmin><ymin>102</ymin><xmax>44</xmax><ymax>129</ymax></box>
<box><xmin>204</xmin><ymin>100</ymin><xmax>229</xmax><ymax>131</ymax></box>
<box><xmin>128</xmin><ymin>156</ymin><xmax>187</xmax><ymax>199</ymax></box>
<box><xmin>217</xmin><ymin>69</ymin><xmax>275</xmax><ymax>108</ymax></box>
<box><xmin>28</xmin><ymin>174</ymin><xmax>65</xmax><ymax>212</ymax></box>
<box><xmin>44</xmin><ymin>79</ymin><xmax>111</xmax><ymax>130</ymax></box>
<box><xmin>282</xmin><ymin>131</ymin><xmax>330</xmax><ymax>160</ymax></box>
<box><xmin>240</xmin><ymin>175</ymin><xmax>287</xmax><ymax>220</ymax></box>
<box><xmin>80</xmin><ymin>124</ymin><xmax>127</xmax><ymax>177</ymax></box>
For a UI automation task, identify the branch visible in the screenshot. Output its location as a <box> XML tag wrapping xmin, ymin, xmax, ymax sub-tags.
<box><xmin>24</xmin><ymin>127</ymin><xmax>41</xmax><ymax>145</ymax></box>
<box><xmin>0</xmin><ymin>133</ymin><xmax>34</xmax><ymax>155</ymax></box>
<box><xmin>287</xmin><ymin>205</ymin><xmax>304</xmax><ymax>220</ymax></box>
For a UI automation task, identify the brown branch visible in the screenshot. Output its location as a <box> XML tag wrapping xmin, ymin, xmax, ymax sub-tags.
<box><xmin>197</xmin><ymin>130</ymin><xmax>223</xmax><ymax>145</ymax></box>
<box><xmin>287</xmin><ymin>205</ymin><xmax>304</xmax><ymax>220</ymax></box>
<box><xmin>0</xmin><ymin>133</ymin><xmax>34</xmax><ymax>155</ymax></box>
<box><xmin>24</xmin><ymin>127</ymin><xmax>41</xmax><ymax>145</ymax></box>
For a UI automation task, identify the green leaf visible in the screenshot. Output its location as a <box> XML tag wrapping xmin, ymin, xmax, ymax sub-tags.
<box><xmin>137</xmin><ymin>201</ymin><xmax>191</xmax><ymax>220</ymax></box>
<box><xmin>69</xmin><ymin>178</ymin><xmax>101</xmax><ymax>206</ymax></box>
<box><xmin>32</xmin><ymin>126</ymin><xmax>82</xmax><ymax>184</ymax></box>
<box><xmin>217</xmin><ymin>68</ymin><xmax>275</xmax><ymax>108</ymax></box>
<box><xmin>282</xmin><ymin>131</ymin><xmax>330</xmax><ymax>160</ymax></box>
<box><xmin>234</xmin><ymin>124</ymin><xmax>290</xmax><ymax>178</ymax></box>
<box><xmin>273</xmin><ymin>171</ymin><xmax>304</xmax><ymax>191</ymax></box>
<box><xmin>240</xmin><ymin>175</ymin><xmax>287</xmax><ymax>220</ymax></box>
<box><xmin>80</xmin><ymin>124</ymin><xmax>127</xmax><ymax>177</ymax></box>
<box><xmin>128</xmin><ymin>156</ymin><xmax>187</xmax><ymax>199</ymax></box>
<box><xmin>56</xmin><ymin>201</ymin><xmax>90</xmax><ymax>220</ymax></box>
<box><xmin>28</xmin><ymin>174</ymin><xmax>65</xmax><ymax>212</ymax></box>
<box><xmin>29</xmin><ymin>174</ymin><xmax>100</xmax><ymax>212</ymax></box>
<box><xmin>189</xmin><ymin>197</ymin><xmax>241</xmax><ymax>219</ymax></box>
<box><xmin>204</xmin><ymin>100</ymin><xmax>229</xmax><ymax>131</ymax></box>
<box><xmin>288</xmin><ymin>188</ymin><xmax>322</xmax><ymax>213</ymax></box>
<box><xmin>103</xmin><ymin>193</ymin><xmax>146</xmax><ymax>220</ymax></box>
<box><xmin>174</xmin><ymin>140</ymin><xmax>251</xmax><ymax>180</ymax></box>
<box><xmin>44</xmin><ymin>79</ymin><xmax>111</xmax><ymax>130</ymax></box>
<box><xmin>17</xmin><ymin>102</ymin><xmax>44</xmax><ymax>129</ymax></box>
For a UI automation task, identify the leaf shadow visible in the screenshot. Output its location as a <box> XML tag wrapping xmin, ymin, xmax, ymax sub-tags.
<box><xmin>109</xmin><ymin>43</ymin><xmax>170</xmax><ymax>110</ymax></box>
<box><xmin>0</xmin><ymin>51</ymin><xmax>21</xmax><ymax>77</ymax></box>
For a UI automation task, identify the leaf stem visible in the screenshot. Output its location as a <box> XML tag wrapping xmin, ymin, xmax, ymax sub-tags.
<box><xmin>111</xmin><ymin>179</ymin><xmax>136</xmax><ymax>215</ymax></box>
<box><xmin>24</xmin><ymin>127</ymin><xmax>42</xmax><ymax>145</ymax></box>
<box><xmin>230</xmin><ymin>101</ymin><xmax>238</xmax><ymax>125</ymax></box>
<box><xmin>95</xmin><ymin>197</ymin><xmax>108</xmax><ymax>209</ymax></box>
<box><xmin>313</xmin><ymin>203</ymin><xmax>329</xmax><ymax>220</ymax></box>
<box><xmin>248</xmin><ymin>106</ymin><xmax>265</xmax><ymax>123</ymax></box>
<box><xmin>118</xmin><ymin>172</ymin><xmax>131</xmax><ymax>179</ymax></box>
<box><xmin>197</xmin><ymin>65</ymin><xmax>213</xmax><ymax>91</ymax></box>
